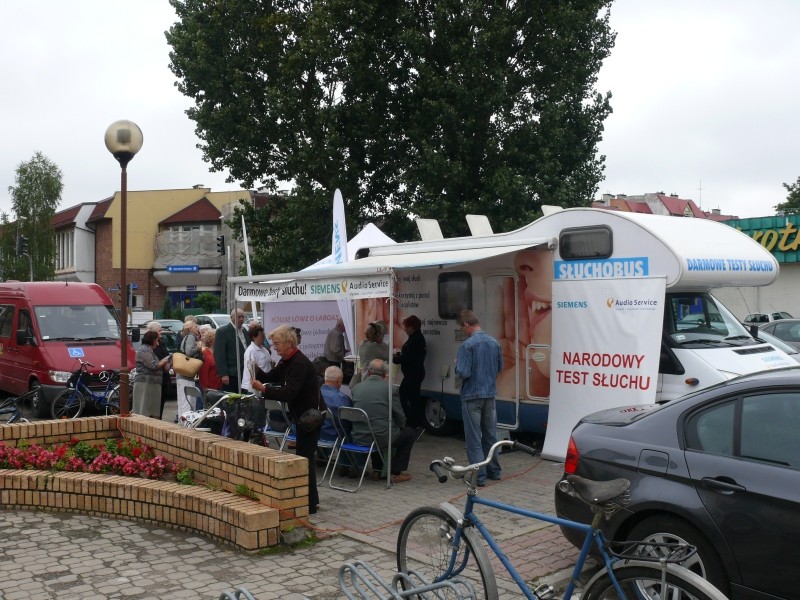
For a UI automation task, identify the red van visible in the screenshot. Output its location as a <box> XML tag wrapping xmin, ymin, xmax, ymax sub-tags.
<box><xmin>0</xmin><ymin>282</ymin><xmax>136</xmax><ymax>417</ymax></box>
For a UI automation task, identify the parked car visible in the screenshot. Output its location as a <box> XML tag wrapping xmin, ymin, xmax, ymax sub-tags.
<box><xmin>153</xmin><ymin>319</ymin><xmax>184</xmax><ymax>336</ymax></box>
<box><xmin>758</xmin><ymin>318</ymin><xmax>800</xmax><ymax>351</ymax></box>
<box><xmin>743</xmin><ymin>311</ymin><xmax>792</xmax><ymax>325</ymax></box>
<box><xmin>554</xmin><ymin>367</ymin><xmax>800</xmax><ymax>600</ymax></box>
<box><xmin>195</xmin><ymin>314</ymin><xmax>231</xmax><ymax>329</ymax></box>
<box><xmin>754</xmin><ymin>328</ymin><xmax>800</xmax><ymax>363</ymax></box>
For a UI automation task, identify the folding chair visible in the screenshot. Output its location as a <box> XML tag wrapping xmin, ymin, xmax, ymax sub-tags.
<box><xmin>263</xmin><ymin>399</ymin><xmax>293</xmax><ymax>451</ymax></box>
<box><xmin>316</xmin><ymin>408</ymin><xmax>339</xmax><ymax>486</ymax></box>
<box><xmin>329</xmin><ymin>406</ymin><xmax>386</xmax><ymax>493</ymax></box>
<box><xmin>184</xmin><ymin>386</ymin><xmax>203</xmax><ymax>411</ymax></box>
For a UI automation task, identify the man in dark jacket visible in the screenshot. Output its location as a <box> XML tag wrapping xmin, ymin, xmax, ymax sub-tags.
<box><xmin>213</xmin><ymin>308</ymin><xmax>247</xmax><ymax>392</ymax></box>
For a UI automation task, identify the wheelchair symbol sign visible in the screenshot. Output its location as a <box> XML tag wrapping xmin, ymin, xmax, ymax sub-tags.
<box><xmin>68</xmin><ymin>348</ymin><xmax>85</xmax><ymax>358</ymax></box>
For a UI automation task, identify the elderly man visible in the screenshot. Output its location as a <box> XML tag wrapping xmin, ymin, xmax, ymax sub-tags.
<box><xmin>213</xmin><ymin>308</ymin><xmax>248</xmax><ymax>392</ymax></box>
<box><xmin>351</xmin><ymin>359</ymin><xmax>415</xmax><ymax>483</ymax></box>
<box><xmin>319</xmin><ymin>365</ymin><xmax>351</xmax><ymax>443</ymax></box>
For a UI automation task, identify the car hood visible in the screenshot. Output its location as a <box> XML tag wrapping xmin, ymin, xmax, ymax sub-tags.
<box><xmin>681</xmin><ymin>344</ymin><xmax>796</xmax><ymax>375</ymax></box>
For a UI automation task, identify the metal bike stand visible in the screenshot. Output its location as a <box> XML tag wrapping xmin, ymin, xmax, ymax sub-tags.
<box><xmin>339</xmin><ymin>560</ymin><xmax>477</xmax><ymax>599</ymax></box>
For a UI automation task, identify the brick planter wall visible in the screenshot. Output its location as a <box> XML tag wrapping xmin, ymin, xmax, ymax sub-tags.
<box><xmin>0</xmin><ymin>415</ymin><xmax>310</xmax><ymax>551</ymax></box>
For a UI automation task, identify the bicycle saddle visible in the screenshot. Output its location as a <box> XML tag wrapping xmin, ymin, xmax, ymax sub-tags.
<box><xmin>206</xmin><ymin>390</ymin><xmax>226</xmax><ymax>404</ymax></box>
<box><xmin>566</xmin><ymin>474</ymin><xmax>630</xmax><ymax>504</ymax></box>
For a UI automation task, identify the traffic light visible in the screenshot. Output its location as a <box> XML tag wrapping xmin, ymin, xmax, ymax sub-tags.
<box><xmin>216</xmin><ymin>234</ymin><xmax>226</xmax><ymax>255</ymax></box>
<box><xmin>16</xmin><ymin>235</ymin><xmax>28</xmax><ymax>255</ymax></box>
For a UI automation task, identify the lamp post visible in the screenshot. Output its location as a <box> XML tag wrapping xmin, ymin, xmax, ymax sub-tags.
<box><xmin>104</xmin><ymin>120</ymin><xmax>143</xmax><ymax>416</ymax></box>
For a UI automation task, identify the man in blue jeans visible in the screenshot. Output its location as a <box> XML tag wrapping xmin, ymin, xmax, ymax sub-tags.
<box><xmin>455</xmin><ymin>309</ymin><xmax>504</xmax><ymax>487</ymax></box>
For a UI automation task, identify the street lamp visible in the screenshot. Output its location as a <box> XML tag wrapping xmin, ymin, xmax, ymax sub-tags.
<box><xmin>104</xmin><ymin>120</ymin><xmax>143</xmax><ymax>416</ymax></box>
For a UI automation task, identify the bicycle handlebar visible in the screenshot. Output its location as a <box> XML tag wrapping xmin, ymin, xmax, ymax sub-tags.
<box><xmin>429</xmin><ymin>439</ymin><xmax>539</xmax><ymax>482</ymax></box>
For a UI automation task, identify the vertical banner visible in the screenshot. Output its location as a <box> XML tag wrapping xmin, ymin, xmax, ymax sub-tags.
<box><xmin>241</xmin><ymin>215</ymin><xmax>259</xmax><ymax>322</ymax></box>
<box><xmin>332</xmin><ymin>189</ymin><xmax>354</xmax><ymax>352</ymax></box>
<box><xmin>542</xmin><ymin>277</ymin><xmax>666</xmax><ymax>461</ymax></box>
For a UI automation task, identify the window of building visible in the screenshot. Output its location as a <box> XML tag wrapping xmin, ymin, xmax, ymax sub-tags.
<box><xmin>55</xmin><ymin>229</ymin><xmax>75</xmax><ymax>271</ymax></box>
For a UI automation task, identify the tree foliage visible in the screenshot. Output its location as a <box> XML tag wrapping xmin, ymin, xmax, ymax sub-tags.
<box><xmin>168</xmin><ymin>0</ymin><xmax>614</xmax><ymax>272</ymax></box>
<box><xmin>775</xmin><ymin>176</ymin><xmax>800</xmax><ymax>215</ymax></box>
<box><xmin>2</xmin><ymin>151</ymin><xmax>63</xmax><ymax>280</ymax></box>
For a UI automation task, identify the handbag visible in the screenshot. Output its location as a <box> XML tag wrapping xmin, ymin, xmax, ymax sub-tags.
<box><xmin>298</xmin><ymin>407</ymin><xmax>326</xmax><ymax>432</ymax></box>
<box><xmin>297</xmin><ymin>390</ymin><xmax>327</xmax><ymax>432</ymax></box>
<box><xmin>172</xmin><ymin>352</ymin><xmax>203</xmax><ymax>378</ymax></box>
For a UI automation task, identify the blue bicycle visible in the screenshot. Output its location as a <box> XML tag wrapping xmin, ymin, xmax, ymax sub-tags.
<box><xmin>51</xmin><ymin>359</ymin><xmax>121</xmax><ymax>419</ymax></box>
<box><xmin>0</xmin><ymin>388</ymin><xmax>36</xmax><ymax>424</ymax></box>
<box><xmin>396</xmin><ymin>440</ymin><xmax>727</xmax><ymax>600</ymax></box>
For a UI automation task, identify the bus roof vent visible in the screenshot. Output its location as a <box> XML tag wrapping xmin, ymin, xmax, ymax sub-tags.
<box><xmin>466</xmin><ymin>214</ymin><xmax>493</xmax><ymax>236</ymax></box>
<box><xmin>416</xmin><ymin>218</ymin><xmax>444</xmax><ymax>241</ymax></box>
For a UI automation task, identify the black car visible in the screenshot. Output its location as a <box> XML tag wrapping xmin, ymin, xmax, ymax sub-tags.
<box><xmin>554</xmin><ymin>367</ymin><xmax>800</xmax><ymax>600</ymax></box>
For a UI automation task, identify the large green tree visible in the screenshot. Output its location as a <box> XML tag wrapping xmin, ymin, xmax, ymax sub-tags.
<box><xmin>3</xmin><ymin>151</ymin><xmax>63</xmax><ymax>280</ymax></box>
<box><xmin>168</xmin><ymin>0</ymin><xmax>614</xmax><ymax>271</ymax></box>
<box><xmin>775</xmin><ymin>176</ymin><xmax>800</xmax><ymax>215</ymax></box>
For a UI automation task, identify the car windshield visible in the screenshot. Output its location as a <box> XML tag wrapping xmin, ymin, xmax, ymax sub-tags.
<box><xmin>35</xmin><ymin>305</ymin><xmax>121</xmax><ymax>340</ymax></box>
<box><xmin>664</xmin><ymin>292</ymin><xmax>755</xmax><ymax>348</ymax></box>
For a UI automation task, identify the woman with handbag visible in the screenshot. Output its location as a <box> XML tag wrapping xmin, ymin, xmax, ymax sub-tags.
<box><xmin>133</xmin><ymin>330</ymin><xmax>170</xmax><ymax>418</ymax></box>
<box><xmin>252</xmin><ymin>324</ymin><xmax>326</xmax><ymax>515</ymax></box>
<box><xmin>175</xmin><ymin>320</ymin><xmax>203</xmax><ymax>418</ymax></box>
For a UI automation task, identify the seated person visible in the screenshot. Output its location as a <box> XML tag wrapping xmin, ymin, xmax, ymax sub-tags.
<box><xmin>351</xmin><ymin>359</ymin><xmax>416</xmax><ymax>483</ymax></box>
<box><xmin>319</xmin><ymin>365</ymin><xmax>352</xmax><ymax>443</ymax></box>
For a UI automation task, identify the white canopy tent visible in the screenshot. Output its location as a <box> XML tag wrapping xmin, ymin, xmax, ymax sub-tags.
<box><xmin>303</xmin><ymin>223</ymin><xmax>396</xmax><ymax>359</ymax></box>
<box><xmin>230</xmin><ymin>238</ymin><xmax>550</xmax><ymax>485</ymax></box>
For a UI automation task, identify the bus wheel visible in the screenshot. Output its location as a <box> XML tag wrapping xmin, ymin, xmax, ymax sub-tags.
<box><xmin>422</xmin><ymin>397</ymin><xmax>457</xmax><ymax>436</ymax></box>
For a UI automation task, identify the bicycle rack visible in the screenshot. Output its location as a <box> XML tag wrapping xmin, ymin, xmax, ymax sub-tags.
<box><xmin>339</xmin><ymin>559</ymin><xmax>477</xmax><ymax>599</ymax></box>
<box><xmin>218</xmin><ymin>587</ymin><xmax>257</xmax><ymax>600</ymax></box>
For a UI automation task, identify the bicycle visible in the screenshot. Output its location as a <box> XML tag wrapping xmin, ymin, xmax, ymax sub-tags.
<box><xmin>0</xmin><ymin>389</ymin><xmax>36</xmax><ymax>424</ymax></box>
<box><xmin>396</xmin><ymin>439</ymin><xmax>727</xmax><ymax>600</ymax></box>
<box><xmin>180</xmin><ymin>390</ymin><xmax>269</xmax><ymax>446</ymax></box>
<box><xmin>51</xmin><ymin>359</ymin><xmax>121</xmax><ymax>419</ymax></box>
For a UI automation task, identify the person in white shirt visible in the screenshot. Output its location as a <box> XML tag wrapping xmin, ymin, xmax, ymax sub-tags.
<box><xmin>242</xmin><ymin>322</ymin><xmax>272</xmax><ymax>394</ymax></box>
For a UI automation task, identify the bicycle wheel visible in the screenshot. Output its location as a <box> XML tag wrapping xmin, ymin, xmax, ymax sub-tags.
<box><xmin>106</xmin><ymin>385</ymin><xmax>121</xmax><ymax>415</ymax></box>
<box><xmin>397</xmin><ymin>506</ymin><xmax>498</xmax><ymax>600</ymax></box>
<box><xmin>51</xmin><ymin>389</ymin><xmax>85</xmax><ymax>419</ymax></box>
<box><xmin>0</xmin><ymin>397</ymin><xmax>17</xmax><ymax>423</ymax></box>
<box><xmin>582</xmin><ymin>562</ymin><xmax>728</xmax><ymax>600</ymax></box>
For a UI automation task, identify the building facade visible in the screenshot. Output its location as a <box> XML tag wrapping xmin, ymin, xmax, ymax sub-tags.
<box><xmin>53</xmin><ymin>186</ymin><xmax>254</xmax><ymax>314</ymax></box>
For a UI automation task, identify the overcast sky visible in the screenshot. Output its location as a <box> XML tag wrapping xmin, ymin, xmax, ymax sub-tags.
<box><xmin>1</xmin><ymin>1</ymin><xmax>798</xmax><ymax>221</ymax></box>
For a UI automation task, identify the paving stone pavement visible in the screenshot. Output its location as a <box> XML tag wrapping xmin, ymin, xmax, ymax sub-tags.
<box><xmin>3</xmin><ymin>405</ymin><xmax>584</xmax><ymax>599</ymax></box>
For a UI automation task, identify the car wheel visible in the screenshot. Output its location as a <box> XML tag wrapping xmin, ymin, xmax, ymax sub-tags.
<box><xmin>627</xmin><ymin>516</ymin><xmax>729</xmax><ymax>597</ymax></box>
<box><xmin>422</xmin><ymin>396</ymin><xmax>456</xmax><ymax>436</ymax></box>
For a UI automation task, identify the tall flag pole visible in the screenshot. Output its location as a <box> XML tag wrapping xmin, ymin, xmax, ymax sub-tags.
<box><xmin>241</xmin><ymin>215</ymin><xmax>259</xmax><ymax>321</ymax></box>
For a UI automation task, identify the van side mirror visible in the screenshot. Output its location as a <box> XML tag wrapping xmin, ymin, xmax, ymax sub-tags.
<box><xmin>749</xmin><ymin>324</ymin><xmax>759</xmax><ymax>338</ymax></box>
<box><xmin>16</xmin><ymin>329</ymin><xmax>36</xmax><ymax>346</ymax></box>
<box><xmin>129</xmin><ymin>327</ymin><xmax>141</xmax><ymax>343</ymax></box>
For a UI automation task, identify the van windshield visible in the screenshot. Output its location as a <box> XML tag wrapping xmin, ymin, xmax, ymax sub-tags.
<box><xmin>35</xmin><ymin>305</ymin><xmax>121</xmax><ymax>341</ymax></box>
<box><xmin>664</xmin><ymin>292</ymin><xmax>754</xmax><ymax>348</ymax></box>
